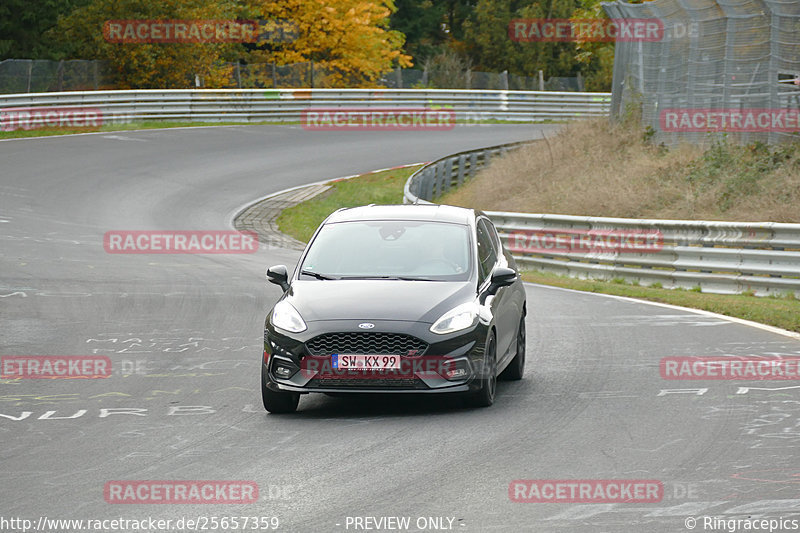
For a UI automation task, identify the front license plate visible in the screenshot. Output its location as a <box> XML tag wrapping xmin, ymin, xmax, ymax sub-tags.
<box><xmin>333</xmin><ymin>354</ymin><xmax>401</xmax><ymax>370</ymax></box>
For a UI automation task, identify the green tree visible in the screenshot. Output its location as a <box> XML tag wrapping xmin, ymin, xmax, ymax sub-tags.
<box><xmin>390</xmin><ymin>0</ymin><xmax>446</xmax><ymax>62</ymax></box>
<box><xmin>49</xmin><ymin>0</ymin><xmax>242</xmax><ymax>88</ymax></box>
<box><xmin>390</xmin><ymin>0</ymin><xmax>473</xmax><ymax>64</ymax></box>
<box><xmin>464</xmin><ymin>1</ymin><xmax>580</xmax><ymax>77</ymax></box>
<box><xmin>462</xmin><ymin>0</ymin><xmax>618</xmax><ymax>89</ymax></box>
<box><xmin>0</xmin><ymin>0</ymin><xmax>91</xmax><ymax>59</ymax></box>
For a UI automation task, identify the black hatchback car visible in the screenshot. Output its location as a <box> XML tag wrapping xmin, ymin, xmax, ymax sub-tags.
<box><xmin>261</xmin><ymin>204</ymin><xmax>527</xmax><ymax>413</ymax></box>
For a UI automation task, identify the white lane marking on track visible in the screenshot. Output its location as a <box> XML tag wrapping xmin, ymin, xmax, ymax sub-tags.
<box><xmin>625</xmin><ymin>438</ymin><xmax>685</xmax><ymax>453</ymax></box>
<box><xmin>0</xmin><ymin>291</ymin><xmax>26</xmax><ymax>297</ymax></box>
<box><xmin>102</xmin><ymin>135</ymin><xmax>147</xmax><ymax>142</ymax></box>
<box><xmin>525</xmin><ymin>282</ymin><xmax>800</xmax><ymax>341</ymax></box>
<box><xmin>581</xmin><ymin>314</ymin><xmax>728</xmax><ymax>327</ymax></box>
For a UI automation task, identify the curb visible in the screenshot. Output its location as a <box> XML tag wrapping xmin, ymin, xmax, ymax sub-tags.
<box><xmin>231</xmin><ymin>163</ymin><xmax>426</xmax><ymax>250</ymax></box>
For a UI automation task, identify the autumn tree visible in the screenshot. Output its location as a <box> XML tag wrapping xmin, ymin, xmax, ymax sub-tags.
<box><xmin>50</xmin><ymin>0</ymin><xmax>243</xmax><ymax>88</ymax></box>
<box><xmin>245</xmin><ymin>0</ymin><xmax>411</xmax><ymax>87</ymax></box>
<box><xmin>569</xmin><ymin>0</ymin><xmax>617</xmax><ymax>91</ymax></box>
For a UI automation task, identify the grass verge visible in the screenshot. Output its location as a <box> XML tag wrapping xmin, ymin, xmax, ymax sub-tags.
<box><xmin>0</xmin><ymin>120</ymin><xmax>297</xmax><ymax>140</ymax></box>
<box><xmin>0</xmin><ymin>118</ymin><xmax>554</xmax><ymax>140</ymax></box>
<box><xmin>522</xmin><ymin>270</ymin><xmax>800</xmax><ymax>334</ymax></box>
<box><xmin>276</xmin><ymin>165</ymin><xmax>423</xmax><ymax>243</ymax></box>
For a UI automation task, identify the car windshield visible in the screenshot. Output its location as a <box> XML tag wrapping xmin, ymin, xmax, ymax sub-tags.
<box><xmin>300</xmin><ymin>220</ymin><xmax>472</xmax><ymax>281</ymax></box>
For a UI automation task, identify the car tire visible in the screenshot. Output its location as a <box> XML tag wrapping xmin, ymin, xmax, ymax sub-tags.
<box><xmin>499</xmin><ymin>315</ymin><xmax>526</xmax><ymax>381</ymax></box>
<box><xmin>467</xmin><ymin>332</ymin><xmax>497</xmax><ymax>407</ymax></box>
<box><xmin>261</xmin><ymin>365</ymin><xmax>300</xmax><ymax>413</ymax></box>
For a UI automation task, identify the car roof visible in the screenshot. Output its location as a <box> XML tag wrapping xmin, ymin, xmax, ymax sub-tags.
<box><xmin>325</xmin><ymin>204</ymin><xmax>477</xmax><ymax>225</ymax></box>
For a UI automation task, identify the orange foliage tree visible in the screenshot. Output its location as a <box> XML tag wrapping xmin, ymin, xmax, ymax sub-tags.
<box><xmin>246</xmin><ymin>0</ymin><xmax>412</xmax><ymax>87</ymax></box>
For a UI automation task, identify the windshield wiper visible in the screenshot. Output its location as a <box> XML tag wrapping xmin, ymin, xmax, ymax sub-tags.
<box><xmin>300</xmin><ymin>270</ymin><xmax>338</xmax><ymax>280</ymax></box>
<box><xmin>337</xmin><ymin>275</ymin><xmax>440</xmax><ymax>281</ymax></box>
<box><xmin>338</xmin><ymin>275</ymin><xmax>396</xmax><ymax>280</ymax></box>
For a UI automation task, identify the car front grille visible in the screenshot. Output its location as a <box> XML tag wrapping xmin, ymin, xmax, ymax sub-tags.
<box><xmin>305</xmin><ymin>332</ymin><xmax>428</xmax><ymax>356</ymax></box>
<box><xmin>307</xmin><ymin>377</ymin><xmax>426</xmax><ymax>389</ymax></box>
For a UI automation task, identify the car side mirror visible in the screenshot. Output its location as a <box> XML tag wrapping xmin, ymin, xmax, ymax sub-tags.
<box><xmin>479</xmin><ymin>266</ymin><xmax>517</xmax><ymax>304</ymax></box>
<box><xmin>266</xmin><ymin>265</ymin><xmax>290</xmax><ymax>291</ymax></box>
<box><xmin>488</xmin><ymin>266</ymin><xmax>517</xmax><ymax>294</ymax></box>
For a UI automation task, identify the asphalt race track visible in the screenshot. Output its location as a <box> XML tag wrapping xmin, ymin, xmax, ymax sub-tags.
<box><xmin>2</xmin><ymin>124</ymin><xmax>800</xmax><ymax>533</ymax></box>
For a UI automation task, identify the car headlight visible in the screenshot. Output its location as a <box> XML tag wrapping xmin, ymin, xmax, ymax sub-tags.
<box><xmin>271</xmin><ymin>300</ymin><xmax>307</xmax><ymax>333</ymax></box>
<box><xmin>430</xmin><ymin>302</ymin><xmax>479</xmax><ymax>335</ymax></box>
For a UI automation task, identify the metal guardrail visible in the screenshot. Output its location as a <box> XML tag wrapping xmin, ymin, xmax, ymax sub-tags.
<box><xmin>403</xmin><ymin>141</ymin><xmax>537</xmax><ymax>205</ymax></box>
<box><xmin>403</xmin><ymin>143</ymin><xmax>800</xmax><ymax>296</ymax></box>
<box><xmin>0</xmin><ymin>88</ymin><xmax>611</xmax><ymax>127</ymax></box>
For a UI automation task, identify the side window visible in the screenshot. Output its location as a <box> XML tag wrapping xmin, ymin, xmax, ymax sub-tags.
<box><xmin>486</xmin><ymin>219</ymin><xmax>502</xmax><ymax>253</ymax></box>
<box><xmin>476</xmin><ymin>219</ymin><xmax>498</xmax><ymax>283</ymax></box>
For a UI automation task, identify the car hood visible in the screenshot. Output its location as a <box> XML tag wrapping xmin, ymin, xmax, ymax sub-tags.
<box><xmin>284</xmin><ymin>280</ymin><xmax>475</xmax><ymax>324</ymax></box>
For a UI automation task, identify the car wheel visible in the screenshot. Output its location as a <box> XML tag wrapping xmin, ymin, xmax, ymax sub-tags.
<box><xmin>261</xmin><ymin>365</ymin><xmax>300</xmax><ymax>413</ymax></box>
<box><xmin>500</xmin><ymin>315</ymin><xmax>526</xmax><ymax>381</ymax></box>
<box><xmin>468</xmin><ymin>332</ymin><xmax>497</xmax><ymax>407</ymax></box>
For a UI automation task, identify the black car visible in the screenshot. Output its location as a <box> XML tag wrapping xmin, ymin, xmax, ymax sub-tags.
<box><xmin>261</xmin><ymin>204</ymin><xmax>527</xmax><ymax>413</ymax></box>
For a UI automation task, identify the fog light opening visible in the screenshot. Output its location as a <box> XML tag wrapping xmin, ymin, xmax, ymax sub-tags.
<box><xmin>446</xmin><ymin>367</ymin><xmax>468</xmax><ymax>379</ymax></box>
<box><xmin>275</xmin><ymin>365</ymin><xmax>294</xmax><ymax>378</ymax></box>
<box><xmin>441</xmin><ymin>359</ymin><xmax>470</xmax><ymax>381</ymax></box>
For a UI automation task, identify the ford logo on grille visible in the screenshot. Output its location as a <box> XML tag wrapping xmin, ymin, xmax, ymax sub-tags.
<box><xmin>358</xmin><ymin>322</ymin><xmax>375</xmax><ymax>329</ymax></box>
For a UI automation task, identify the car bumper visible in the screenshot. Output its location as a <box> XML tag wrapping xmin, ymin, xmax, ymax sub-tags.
<box><xmin>263</xmin><ymin>318</ymin><xmax>489</xmax><ymax>394</ymax></box>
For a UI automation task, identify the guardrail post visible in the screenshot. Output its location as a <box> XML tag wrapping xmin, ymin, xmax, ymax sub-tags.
<box><xmin>468</xmin><ymin>152</ymin><xmax>478</xmax><ymax>179</ymax></box>
<box><xmin>423</xmin><ymin>167</ymin><xmax>435</xmax><ymax>201</ymax></box>
<box><xmin>456</xmin><ymin>154</ymin><xmax>467</xmax><ymax>186</ymax></box>
<box><xmin>443</xmin><ymin>158</ymin><xmax>454</xmax><ymax>193</ymax></box>
<box><xmin>56</xmin><ymin>60</ymin><xmax>64</xmax><ymax>92</ymax></box>
<box><xmin>434</xmin><ymin>161</ymin><xmax>446</xmax><ymax>198</ymax></box>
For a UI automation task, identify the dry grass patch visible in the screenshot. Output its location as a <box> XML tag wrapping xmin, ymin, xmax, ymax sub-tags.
<box><xmin>441</xmin><ymin>117</ymin><xmax>800</xmax><ymax>222</ymax></box>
